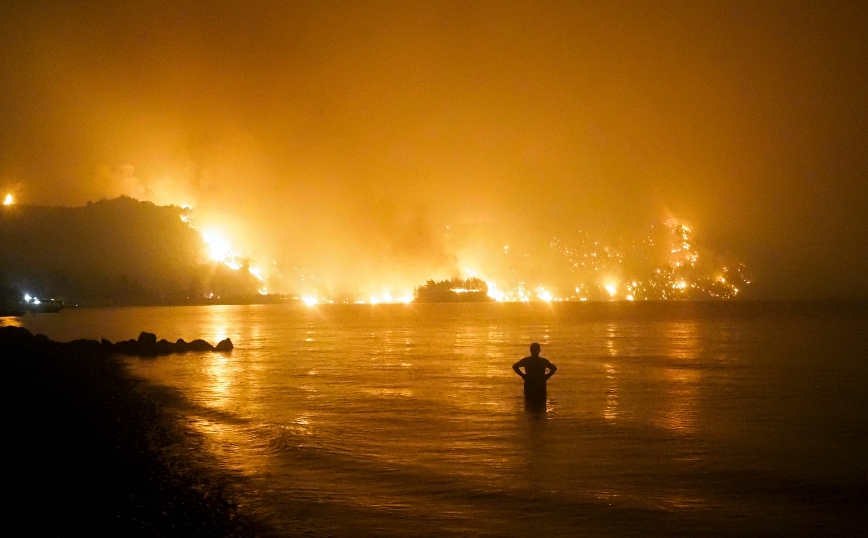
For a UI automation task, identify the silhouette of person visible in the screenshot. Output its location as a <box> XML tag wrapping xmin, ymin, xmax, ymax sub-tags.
<box><xmin>513</xmin><ymin>343</ymin><xmax>557</xmax><ymax>406</ymax></box>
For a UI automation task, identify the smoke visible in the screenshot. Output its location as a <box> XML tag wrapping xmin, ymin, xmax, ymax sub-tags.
<box><xmin>1</xmin><ymin>1</ymin><xmax>867</xmax><ymax>298</ymax></box>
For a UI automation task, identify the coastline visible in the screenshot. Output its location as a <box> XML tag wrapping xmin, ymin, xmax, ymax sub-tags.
<box><xmin>4</xmin><ymin>326</ymin><xmax>262</xmax><ymax>536</ymax></box>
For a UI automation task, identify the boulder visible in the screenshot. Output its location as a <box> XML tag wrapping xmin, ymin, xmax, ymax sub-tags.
<box><xmin>1</xmin><ymin>327</ymin><xmax>232</xmax><ymax>358</ymax></box>
<box><xmin>155</xmin><ymin>339</ymin><xmax>173</xmax><ymax>356</ymax></box>
<box><xmin>174</xmin><ymin>338</ymin><xmax>190</xmax><ymax>352</ymax></box>
<box><xmin>137</xmin><ymin>332</ymin><xmax>157</xmax><ymax>346</ymax></box>
<box><xmin>100</xmin><ymin>339</ymin><xmax>115</xmax><ymax>353</ymax></box>
<box><xmin>114</xmin><ymin>339</ymin><xmax>138</xmax><ymax>355</ymax></box>
<box><xmin>0</xmin><ymin>326</ymin><xmax>36</xmax><ymax>352</ymax></box>
<box><xmin>188</xmin><ymin>339</ymin><xmax>214</xmax><ymax>352</ymax></box>
<box><xmin>68</xmin><ymin>339</ymin><xmax>101</xmax><ymax>356</ymax></box>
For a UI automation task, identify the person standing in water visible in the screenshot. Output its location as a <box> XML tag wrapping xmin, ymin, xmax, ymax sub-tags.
<box><xmin>513</xmin><ymin>343</ymin><xmax>557</xmax><ymax>401</ymax></box>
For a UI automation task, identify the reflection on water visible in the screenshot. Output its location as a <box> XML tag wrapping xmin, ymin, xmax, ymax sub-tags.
<box><xmin>0</xmin><ymin>316</ymin><xmax>23</xmax><ymax>327</ymax></box>
<box><xmin>12</xmin><ymin>303</ymin><xmax>868</xmax><ymax>536</ymax></box>
<box><xmin>658</xmin><ymin>321</ymin><xmax>701</xmax><ymax>434</ymax></box>
<box><xmin>659</xmin><ymin>368</ymin><xmax>700</xmax><ymax>434</ymax></box>
<box><xmin>203</xmin><ymin>354</ymin><xmax>234</xmax><ymax>410</ymax></box>
<box><xmin>604</xmin><ymin>363</ymin><xmax>619</xmax><ymax>422</ymax></box>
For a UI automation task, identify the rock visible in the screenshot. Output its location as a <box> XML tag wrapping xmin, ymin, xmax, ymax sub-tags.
<box><xmin>155</xmin><ymin>339</ymin><xmax>173</xmax><ymax>356</ymax></box>
<box><xmin>114</xmin><ymin>339</ymin><xmax>138</xmax><ymax>355</ymax></box>
<box><xmin>0</xmin><ymin>326</ymin><xmax>36</xmax><ymax>352</ymax></box>
<box><xmin>1</xmin><ymin>327</ymin><xmax>232</xmax><ymax>358</ymax></box>
<box><xmin>188</xmin><ymin>339</ymin><xmax>214</xmax><ymax>352</ymax></box>
<box><xmin>137</xmin><ymin>332</ymin><xmax>158</xmax><ymax>346</ymax></box>
<box><xmin>35</xmin><ymin>333</ymin><xmax>51</xmax><ymax>347</ymax></box>
<box><xmin>68</xmin><ymin>339</ymin><xmax>101</xmax><ymax>356</ymax></box>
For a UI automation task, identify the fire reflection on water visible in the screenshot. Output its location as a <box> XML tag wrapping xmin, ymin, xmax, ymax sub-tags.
<box><xmin>603</xmin><ymin>363</ymin><xmax>620</xmax><ymax>422</ymax></box>
<box><xmin>657</xmin><ymin>321</ymin><xmax>702</xmax><ymax>434</ymax></box>
<box><xmin>22</xmin><ymin>303</ymin><xmax>789</xmax><ymax>535</ymax></box>
<box><xmin>203</xmin><ymin>353</ymin><xmax>234</xmax><ymax>410</ymax></box>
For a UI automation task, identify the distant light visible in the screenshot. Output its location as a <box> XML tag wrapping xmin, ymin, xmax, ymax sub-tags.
<box><xmin>3</xmin><ymin>194</ymin><xmax>12</xmax><ymax>205</ymax></box>
<box><xmin>33</xmin><ymin>298</ymin><xmax>41</xmax><ymax>305</ymax></box>
<box><xmin>302</xmin><ymin>296</ymin><xmax>318</xmax><ymax>306</ymax></box>
<box><xmin>24</xmin><ymin>294</ymin><xmax>32</xmax><ymax>302</ymax></box>
<box><xmin>605</xmin><ymin>283</ymin><xmax>617</xmax><ymax>296</ymax></box>
<box><xmin>626</xmin><ymin>295</ymin><xmax>634</xmax><ymax>301</ymax></box>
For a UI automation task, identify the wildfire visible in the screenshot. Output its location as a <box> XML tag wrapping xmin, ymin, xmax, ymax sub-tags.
<box><xmin>202</xmin><ymin>230</ymin><xmax>233</xmax><ymax>262</ymax></box>
<box><xmin>447</xmin><ymin>219</ymin><xmax>749</xmax><ymax>302</ymax></box>
<box><xmin>3</xmin><ymin>194</ymin><xmax>13</xmax><ymax>206</ymax></box>
<box><xmin>177</xmin><ymin>205</ymin><xmax>277</xmax><ymax>292</ymax></box>
<box><xmin>174</xmin><ymin>205</ymin><xmax>748</xmax><ymax>304</ymax></box>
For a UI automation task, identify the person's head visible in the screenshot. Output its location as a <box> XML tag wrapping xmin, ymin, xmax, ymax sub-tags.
<box><xmin>530</xmin><ymin>342</ymin><xmax>541</xmax><ymax>356</ymax></box>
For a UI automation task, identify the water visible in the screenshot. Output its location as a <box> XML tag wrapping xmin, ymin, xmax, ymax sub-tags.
<box><xmin>6</xmin><ymin>302</ymin><xmax>867</xmax><ymax>536</ymax></box>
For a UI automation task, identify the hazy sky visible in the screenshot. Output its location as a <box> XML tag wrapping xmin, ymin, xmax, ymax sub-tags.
<box><xmin>1</xmin><ymin>1</ymin><xmax>867</xmax><ymax>298</ymax></box>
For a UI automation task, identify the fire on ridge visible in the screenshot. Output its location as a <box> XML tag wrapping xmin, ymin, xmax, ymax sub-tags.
<box><xmin>175</xmin><ymin>203</ymin><xmax>749</xmax><ymax>304</ymax></box>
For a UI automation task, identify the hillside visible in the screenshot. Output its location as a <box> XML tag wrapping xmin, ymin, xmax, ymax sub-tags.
<box><xmin>0</xmin><ymin>197</ymin><xmax>259</xmax><ymax>305</ymax></box>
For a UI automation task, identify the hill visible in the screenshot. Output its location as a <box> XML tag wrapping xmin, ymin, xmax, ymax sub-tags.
<box><xmin>0</xmin><ymin>197</ymin><xmax>259</xmax><ymax>305</ymax></box>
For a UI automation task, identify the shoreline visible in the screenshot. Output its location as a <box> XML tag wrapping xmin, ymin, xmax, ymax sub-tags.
<box><xmin>4</xmin><ymin>326</ymin><xmax>264</xmax><ymax>536</ymax></box>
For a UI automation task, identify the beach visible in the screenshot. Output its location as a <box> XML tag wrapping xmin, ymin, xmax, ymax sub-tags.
<box><xmin>3</xmin><ymin>326</ymin><xmax>261</xmax><ymax>536</ymax></box>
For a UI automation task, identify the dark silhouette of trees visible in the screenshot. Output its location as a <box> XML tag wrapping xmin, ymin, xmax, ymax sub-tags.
<box><xmin>413</xmin><ymin>277</ymin><xmax>493</xmax><ymax>302</ymax></box>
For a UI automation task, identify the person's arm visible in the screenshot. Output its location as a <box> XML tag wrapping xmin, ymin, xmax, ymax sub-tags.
<box><xmin>513</xmin><ymin>361</ymin><xmax>526</xmax><ymax>379</ymax></box>
<box><xmin>545</xmin><ymin>361</ymin><xmax>557</xmax><ymax>380</ymax></box>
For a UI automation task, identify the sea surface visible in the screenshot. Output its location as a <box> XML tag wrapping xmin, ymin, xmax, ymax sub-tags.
<box><xmin>6</xmin><ymin>302</ymin><xmax>867</xmax><ymax>536</ymax></box>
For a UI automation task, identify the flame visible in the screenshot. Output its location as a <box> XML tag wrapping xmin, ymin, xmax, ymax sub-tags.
<box><xmin>536</xmin><ymin>287</ymin><xmax>553</xmax><ymax>302</ymax></box>
<box><xmin>202</xmin><ymin>230</ymin><xmax>232</xmax><ymax>262</ymax></box>
<box><xmin>174</xmin><ymin>206</ymin><xmax>747</xmax><ymax>303</ymax></box>
<box><xmin>486</xmin><ymin>282</ymin><xmax>505</xmax><ymax>302</ymax></box>
<box><xmin>3</xmin><ymin>194</ymin><xmax>13</xmax><ymax>205</ymax></box>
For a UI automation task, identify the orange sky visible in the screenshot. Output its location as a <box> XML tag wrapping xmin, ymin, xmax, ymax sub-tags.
<box><xmin>1</xmin><ymin>1</ymin><xmax>867</xmax><ymax>298</ymax></box>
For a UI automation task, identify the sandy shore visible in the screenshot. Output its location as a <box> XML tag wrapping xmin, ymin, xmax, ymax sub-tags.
<box><xmin>4</xmin><ymin>326</ymin><xmax>263</xmax><ymax>536</ymax></box>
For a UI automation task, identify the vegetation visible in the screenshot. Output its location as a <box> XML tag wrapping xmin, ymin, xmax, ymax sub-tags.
<box><xmin>413</xmin><ymin>277</ymin><xmax>493</xmax><ymax>303</ymax></box>
<box><xmin>0</xmin><ymin>197</ymin><xmax>261</xmax><ymax>306</ymax></box>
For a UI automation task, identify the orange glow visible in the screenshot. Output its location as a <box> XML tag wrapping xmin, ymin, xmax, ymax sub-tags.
<box><xmin>202</xmin><ymin>230</ymin><xmax>232</xmax><ymax>262</ymax></box>
<box><xmin>3</xmin><ymin>194</ymin><xmax>12</xmax><ymax>205</ymax></box>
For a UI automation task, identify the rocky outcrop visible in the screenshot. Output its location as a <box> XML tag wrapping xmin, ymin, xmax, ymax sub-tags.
<box><xmin>0</xmin><ymin>326</ymin><xmax>233</xmax><ymax>358</ymax></box>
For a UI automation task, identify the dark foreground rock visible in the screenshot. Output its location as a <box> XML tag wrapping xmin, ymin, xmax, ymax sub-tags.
<box><xmin>2</xmin><ymin>326</ymin><xmax>258</xmax><ymax>536</ymax></box>
<box><xmin>2</xmin><ymin>327</ymin><xmax>233</xmax><ymax>358</ymax></box>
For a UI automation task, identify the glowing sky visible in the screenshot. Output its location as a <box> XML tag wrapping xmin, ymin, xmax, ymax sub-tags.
<box><xmin>1</xmin><ymin>1</ymin><xmax>866</xmax><ymax>298</ymax></box>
